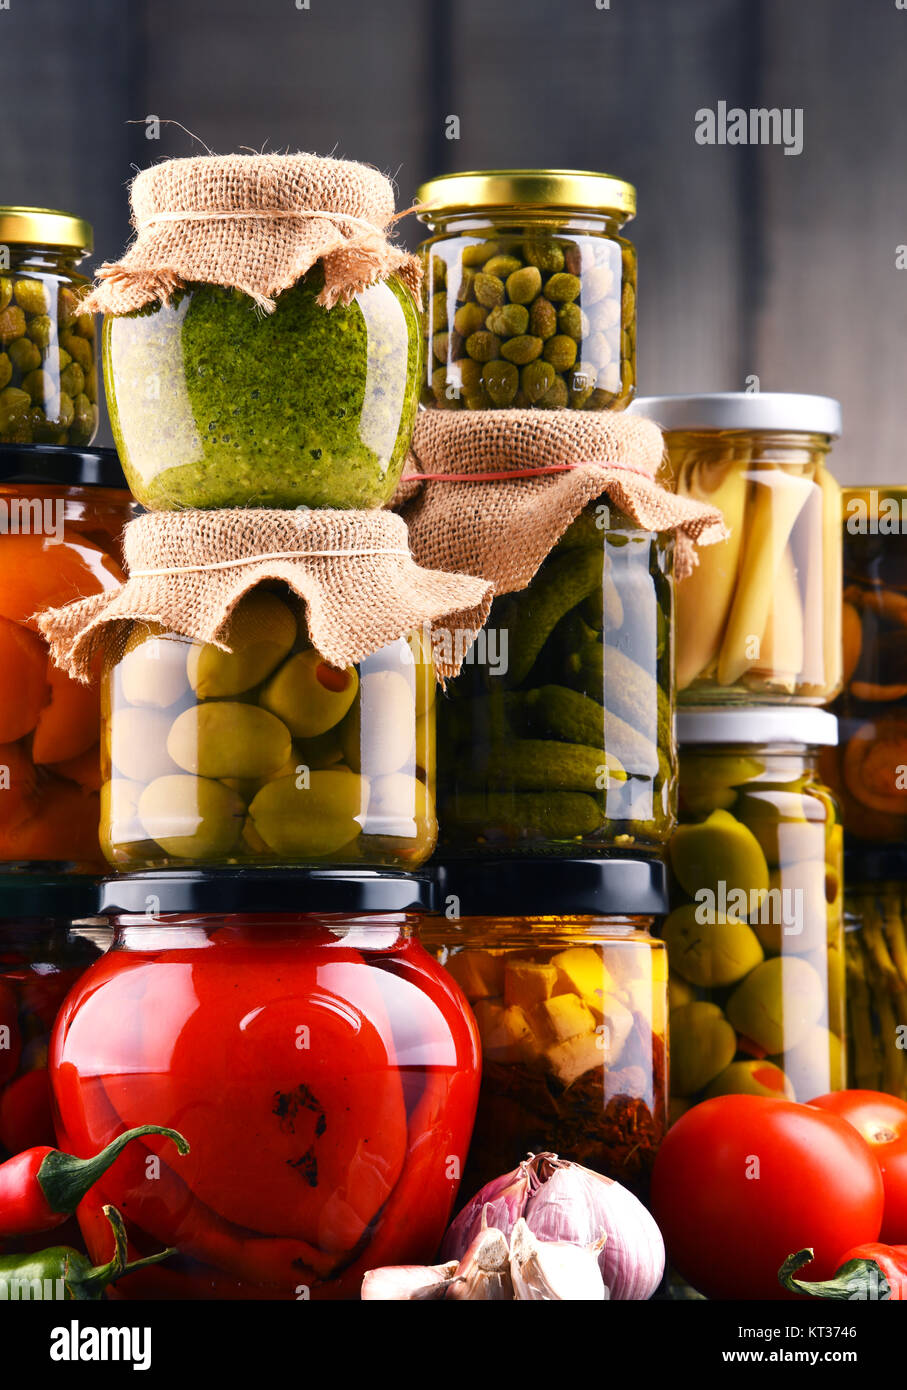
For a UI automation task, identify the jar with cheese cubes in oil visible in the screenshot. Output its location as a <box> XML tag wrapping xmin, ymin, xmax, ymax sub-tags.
<box><xmin>423</xmin><ymin>858</ymin><xmax>669</xmax><ymax>1196</ymax></box>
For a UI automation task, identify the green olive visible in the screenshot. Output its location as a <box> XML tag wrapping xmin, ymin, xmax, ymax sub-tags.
<box><xmin>775</xmin><ymin>1026</ymin><xmax>844</xmax><ymax>1101</ymax></box>
<box><xmin>187</xmin><ymin>592</ymin><xmax>297</xmax><ymax>697</ymax></box>
<box><xmin>99</xmin><ymin>777</ymin><xmax>146</xmax><ymax>857</ymax></box>
<box><xmin>0</xmin><ymin>354</ymin><xmax>10</xmax><ymax>391</ymax></box>
<box><xmin>167</xmin><ymin>702</ymin><xmax>292</xmax><ymax>780</ymax></box>
<box><xmin>249</xmin><ymin>768</ymin><xmax>368</xmax><ymax>857</ymax></box>
<box><xmin>259</xmin><ymin>649</ymin><xmax>359</xmax><ymax>738</ymax></box>
<box><xmin>662</xmin><ymin>902</ymin><xmax>764</xmax><ymax>987</ymax></box>
<box><xmin>668</xmin><ymin>976</ymin><xmax>696</xmax><ymax>1012</ymax></box>
<box><xmin>361</xmin><ymin>772</ymin><xmax>437</xmax><ymax>850</ymax></box>
<box><xmin>338</xmin><ymin>669</ymin><xmax>416</xmax><ymax>777</ymax></box>
<box><xmin>670</xmin><ymin>1001</ymin><xmax>737</xmax><ymax>1096</ymax></box>
<box><xmin>110</xmin><ymin>706</ymin><xmax>181</xmax><ymax>783</ymax></box>
<box><xmin>139</xmin><ymin>774</ymin><xmax>245</xmax><ymax>858</ymax></box>
<box><xmin>119</xmin><ymin>624</ymin><xmax>190</xmax><ymax>709</ymax></box>
<box><xmin>752</xmin><ymin>861</ymin><xmax>836</xmax><ymax>955</ymax></box>
<box><xmin>726</xmin><ymin>956</ymin><xmax>825</xmax><ymax>1054</ymax></box>
<box><xmin>669</xmin><ymin>809</ymin><xmax>770</xmax><ymax>902</ymax></box>
<box><xmin>703</xmin><ymin>1059</ymin><xmax>795</xmax><ymax>1101</ymax></box>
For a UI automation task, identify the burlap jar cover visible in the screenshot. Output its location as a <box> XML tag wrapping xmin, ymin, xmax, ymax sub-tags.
<box><xmin>398</xmin><ymin>411</ymin><xmax>728</xmax><ymax>588</ymax></box>
<box><xmin>82</xmin><ymin>152</ymin><xmax>422</xmax><ymax>316</ymax></box>
<box><xmin>37</xmin><ymin>509</ymin><xmax>494</xmax><ymax>682</ymax></box>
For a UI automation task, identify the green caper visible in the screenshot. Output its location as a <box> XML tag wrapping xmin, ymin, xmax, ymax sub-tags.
<box><xmin>432</xmin><ymin>331</ymin><xmax>450</xmax><ymax>363</ymax></box>
<box><xmin>564</xmin><ymin>243</ymin><xmax>583</xmax><ymax>275</ymax></box>
<box><xmin>568</xmin><ymin>362</ymin><xmax>598</xmax><ymax>407</ymax></box>
<box><xmin>72</xmin><ymin>393</ymin><xmax>97</xmax><ymax>440</ymax></box>
<box><xmin>537</xmin><ymin>376</ymin><xmax>569</xmax><ymax>409</ymax></box>
<box><xmin>7</xmin><ymin>337</ymin><xmax>40</xmax><ymax>375</ymax></box>
<box><xmin>430</xmin><ymin>365</ymin><xmax>462</xmax><ymax>407</ymax></box>
<box><xmin>486</xmin><ymin>303</ymin><xmax>529</xmax><ymax>337</ymax></box>
<box><xmin>523</xmin><ymin>240</ymin><xmax>565</xmax><ymax>273</ymax></box>
<box><xmin>481</xmin><ymin>360</ymin><xmax>519</xmax><ymax>406</ymax></box>
<box><xmin>84</xmin><ymin>364</ymin><xmax>98</xmax><ymax>403</ymax></box>
<box><xmin>520</xmin><ymin>359</ymin><xmax>556</xmax><ymax>403</ymax></box>
<box><xmin>586</xmin><ymin>332</ymin><xmax>612</xmax><ymax>367</ymax></box>
<box><xmin>463</xmin><ymin>387</ymin><xmax>492</xmax><ymax>410</ymax></box>
<box><xmin>26</xmin><ymin>314</ymin><xmax>55</xmax><ymax>348</ymax></box>
<box><xmin>56</xmin><ymin>391</ymin><xmax>75</xmax><ymax>429</ymax></box>
<box><xmin>453</xmin><ymin>357</ymin><xmax>483</xmax><ymax>393</ymax></box>
<box><xmin>21</xmin><ymin>368</ymin><xmax>56</xmax><ymax>406</ymax></box>
<box><xmin>473</xmin><ymin>273</ymin><xmax>506</xmax><ymax>308</ymax></box>
<box><xmin>431</xmin><ymin>254</ymin><xmax>447</xmax><ymax>287</ymax></box>
<box><xmin>74</xmin><ymin>313</ymin><xmax>93</xmax><ymax>337</ymax></box>
<box><xmin>429</xmin><ymin>292</ymin><xmax>448</xmax><ymax>332</ymax></box>
<box><xmin>0</xmin><ymin>306</ymin><xmax>26</xmax><ymax>345</ymax></box>
<box><xmin>60</xmin><ymin>361</ymin><xmax>85</xmax><ymax>396</ymax></box>
<box><xmin>465</xmin><ymin>330</ymin><xmax>501</xmax><ymax>363</ymax></box>
<box><xmin>461</xmin><ymin>241</ymin><xmax>499</xmax><ymax>267</ymax></box>
<box><xmin>13</xmin><ymin>278</ymin><xmax>51</xmax><ymax>315</ymax></box>
<box><xmin>505</xmin><ymin>266</ymin><xmax>542</xmax><ymax>304</ymax></box>
<box><xmin>542</xmin><ymin>334</ymin><xmax>578</xmax><ymax>370</ymax></box>
<box><xmin>556</xmin><ymin>303</ymin><xmax>589</xmax><ymax>340</ymax></box>
<box><xmin>453</xmin><ymin>302</ymin><xmax>487</xmax><ymax>336</ymax></box>
<box><xmin>621</xmin><ymin>280</ymin><xmax>636</xmax><ymax>320</ymax></box>
<box><xmin>500</xmin><ymin>334</ymin><xmax>543</xmax><ymax>365</ymax></box>
<box><xmin>456</xmin><ymin>267</ymin><xmax>477</xmax><ymax>301</ymax></box>
<box><xmin>0</xmin><ymin>386</ymin><xmax>30</xmax><ymax>429</ymax></box>
<box><xmin>597</xmin><ymin>362</ymin><xmax>621</xmax><ymax>394</ymax></box>
<box><xmin>483</xmin><ymin>254</ymin><xmax>522</xmax><ymax>279</ymax></box>
<box><xmin>0</xmin><ymin>278</ymin><xmax>11</xmax><ymax>312</ymax></box>
<box><xmin>57</xmin><ymin>286</ymin><xmax>80</xmax><ymax>327</ymax></box>
<box><xmin>544</xmin><ymin>272</ymin><xmax>581</xmax><ymax>303</ymax></box>
<box><xmin>583</xmin><ymin>266</ymin><xmax>614</xmax><ymax>305</ymax></box>
<box><xmin>529</xmin><ymin>297</ymin><xmax>557</xmax><ymax>340</ymax></box>
<box><xmin>0</xmin><ymin>353</ymin><xmax>10</xmax><ymax>391</ymax></box>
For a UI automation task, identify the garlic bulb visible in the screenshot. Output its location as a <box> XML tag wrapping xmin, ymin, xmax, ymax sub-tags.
<box><xmin>440</xmin><ymin>1158</ymin><xmax>536</xmax><ymax>1262</ymax></box>
<box><xmin>361</xmin><ymin>1261</ymin><xmax>460</xmax><ymax>1301</ymax></box>
<box><xmin>510</xmin><ymin>1219</ymin><xmax>608</xmax><ymax>1301</ymax></box>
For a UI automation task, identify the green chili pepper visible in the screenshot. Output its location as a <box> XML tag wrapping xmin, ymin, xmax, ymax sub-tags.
<box><xmin>0</xmin><ymin>1205</ymin><xmax>174</xmax><ymax>1300</ymax></box>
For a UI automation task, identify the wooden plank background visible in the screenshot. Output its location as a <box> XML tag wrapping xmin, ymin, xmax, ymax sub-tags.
<box><xmin>1</xmin><ymin>0</ymin><xmax>904</xmax><ymax>481</ymax></box>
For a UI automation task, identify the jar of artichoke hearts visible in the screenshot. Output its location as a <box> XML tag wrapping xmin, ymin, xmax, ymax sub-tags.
<box><xmin>415</xmin><ymin>170</ymin><xmax>637</xmax><ymax>412</ymax></box>
<box><xmin>630</xmin><ymin>394</ymin><xmax>843</xmax><ymax>704</ymax></box>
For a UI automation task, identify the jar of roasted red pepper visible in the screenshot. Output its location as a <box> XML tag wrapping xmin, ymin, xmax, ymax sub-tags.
<box><xmin>51</xmin><ymin>870</ymin><xmax>481</xmax><ymax>1301</ymax></box>
<box><xmin>422</xmin><ymin>858</ymin><xmax>669</xmax><ymax>1198</ymax></box>
<box><xmin>0</xmin><ymin>445</ymin><xmax>131</xmax><ymax>871</ymax></box>
<box><xmin>0</xmin><ymin>876</ymin><xmax>109</xmax><ymax>1255</ymax></box>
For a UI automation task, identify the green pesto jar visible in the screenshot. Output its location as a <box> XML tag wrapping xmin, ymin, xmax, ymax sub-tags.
<box><xmin>103</xmin><ymin>272</ymin><xmax>422</xmax><ymax>511</ymax></box>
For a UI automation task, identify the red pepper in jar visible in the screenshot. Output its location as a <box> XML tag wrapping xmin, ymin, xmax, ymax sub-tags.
<box><xmin>0</xmin><ymin>1125</ymin><xmax>188</xmax><ymax>1239</ymax></box>
<box><xmin>0</xmin><ymin>980</ymin><xmax>21</xmax><ymax>1086</ymax></box>
<box><xmin>0</xmin><ymin>1067</ymin><xmax>54</xmax><ymax>1153</ymax></box>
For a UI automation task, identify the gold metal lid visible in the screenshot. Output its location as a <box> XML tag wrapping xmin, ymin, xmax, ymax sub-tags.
<box><xmin>415</xmin><ymin>169</ymin><xmax>636</xmax><ymax>222</ymax></box>
<box><xmin>0</xmin><ymin>206</ymin><xmax>93</xmax><ymax>254</ymax></box>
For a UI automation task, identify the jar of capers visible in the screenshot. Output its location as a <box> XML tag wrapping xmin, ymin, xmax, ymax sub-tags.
<box><xmin>415</xmin><ymin>170</ymin><xmax>637</xmax><ymax>412</ymax></box>
<box><xmin>0</xmin><ymin>208</ymin><xmax>98</xmax><ymax>447</ymax></box>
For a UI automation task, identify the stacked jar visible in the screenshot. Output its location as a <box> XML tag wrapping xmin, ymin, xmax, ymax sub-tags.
<box><xmin>630</xmin><ymin>394</ymin><xmax>847</xmax><ymax>1112</ymax></box>
<box><xmin>820</xmin><ymin>487</ymin><xmax>907</xmax><ymax>1096</ymax></box>
<box><xmin>32</xmin><ymin>153</ymin><xmax>492</xmax><ymax>1300</ymax></box>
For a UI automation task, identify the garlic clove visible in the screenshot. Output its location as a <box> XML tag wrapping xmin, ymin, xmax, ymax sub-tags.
<box><xmin>446</xmin><ymin>1226</ymin><xmax>515</xmax><ymax>1300</ymax></box>
<box><xmin>361</xmin><ymin>1261</ymin><xmax>460</xmax><ymax>1301</ymax></box>
<box><xmin>440</xmin><ymin>1155</ymin><xmax>543</xmax><ymax>1262</ymax></box>
<box><xmin>510</xmin><ymin>1219</ymin><xmax>608</xmax><ymax>1301</ymax></box>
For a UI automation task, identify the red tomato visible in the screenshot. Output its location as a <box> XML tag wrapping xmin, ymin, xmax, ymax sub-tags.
<box><xmin>809</xmin><ymin>1091</ymin><xmax>907</xmax><ymax>1243</ymax></box>
<box><xmin>651</xmin><ymin>1094</ymin><xmax>885</xmax><ymax>1300</ymax></box>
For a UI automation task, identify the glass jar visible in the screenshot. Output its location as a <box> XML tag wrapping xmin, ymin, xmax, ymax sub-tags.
<box><xmin>0</xmin><ymin>877</ymin><xmax>109</xmax><ymax>1255</ymax></box>
<box><xmin>0</xmin><ymin>447</ymin><xmax>131</xmax><ymax>872</ymax></box>
<box><xmin>0</xmin><ymin>208</ymin><xmax>98</xmax><ymax>447</ymax></box>
<box><xmin>665</xmin><ymin>709</ymin><xmax>845</xmax><ymax>1119</ymax></box>
<box><xmin>822</xmin><ymin>487</ymin><xmax>907</xmax><ymax>844</ymax></box>
<box><xmin>50</xmin><ymin>871</ymin><xmax>480</xmax><ymax>1300</ymax></box>
<box><xmin>101</xmin><ymin>597</ymin><xmax>437</xmax><ymax>871</ymax></box>
<box><xmin>103</xmin><ymin>271</ymin><xmax>422</xmax><ymax>511</ymax></box>
<box><xmin>843</xmin><ymin>851</ymin><xmax>907</xmax><ymax>1100</ymax></box>
<box><xmin>630</xmin><ymin>394</ymin><xmax>843</xmax><ymax>705</ymax></box>
<box><xmin>437</xmin><ymin>502</ymin><xmax>675</xmax><ymax>855</ymax></box>
<box><xmin>422</xmin><ymin>859</ymin><xmax>669</xmax><ymax>1198</ymax></box>
<box><xmin>415</xmin><ymin>169</ymin><xmax>637</xmax><ymax>411</ymax></box>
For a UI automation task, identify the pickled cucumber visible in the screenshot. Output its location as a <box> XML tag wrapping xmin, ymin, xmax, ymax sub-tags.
<box><xmin>504</xmin><ymin>549</ymin><xmax>602</xmax><ymax>688</ymax></box>
<box><xmin>443</xmin><ymin>791</ymin><xmax>605</xmax><ymax>840</ymax></box>
<box><xmin>468</xmin><ymin>738</ymin><xmax>621</xmax><ymax>793</ymax></box>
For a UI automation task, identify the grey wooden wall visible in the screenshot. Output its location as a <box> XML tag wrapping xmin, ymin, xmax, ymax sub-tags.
<box><xmin>2</xmin><ymin>0</ymin><xmax>905</xmax><ymax>481</ymax></box>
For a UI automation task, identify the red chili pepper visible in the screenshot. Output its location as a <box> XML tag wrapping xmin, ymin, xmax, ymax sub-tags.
<box><xmin>0</xmin><ymin>1124</ymin><xmax>189</xmax><ymax>1238</ymax></box>
<box><xmin>779</xmin><ymin>1244</ymin><xmax>907</xmax><ymax>1300</ymax></box>
<box><xmin>0</xmin><ymin>1066</ymin><xmax>54</xmax><ymax>1153</ymax></box>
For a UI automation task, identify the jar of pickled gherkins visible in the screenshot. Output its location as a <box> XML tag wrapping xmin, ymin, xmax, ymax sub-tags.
<box><xmin>423</xmin><ymin>858</ymin><xmax>669</xmax><ymax>1196</ymax></box>
<box><xmin>0</xmin><ymin>876</ymin><xmax>109</xmax><ymax>1254</ymax></box>
<box><xmin>0</xmin><ymin>446</ymin><xmax>131</xmax><ymax>871</ymax></box>
<box><xmin>0</xmin><ymin>208</ymin><xmax>98</xmax><ymax>447</ymax></box>
<box><xmin>843</xmin><ymin>850</ymin><xmax>907</xmax><ymax>1101</ymax></box>
<box><xmin>822</xmin><ymin>487</ymin><xmax>907</xmax><ymax>843</ymax></box>
<box><xmin>665</xmin><ymin>709</ymin><xmax>844</xmax><ymax>1119</ymax></box>
<box><xmin>51</xmin><ymin>870</ymin><xmax>480</xmax><ymax>1300</ymax></box>
<box><xmin>630</xmin><ymin>394</ymin><xmax>843</xmax><ymax>704</ymax></box>
<box><xmin>416</xmin><ymin>170</ymin><xmax>637</xmax><ymax>411</ymax></box>
<box><xmin>101</xmin><ymin>589</ymin><xmax>437</xmax><ymax>870</ymax></box>
<box><xmin>437</xmin><ymin>502</ymin><xmax>674</xmax><ymax>855</ymax></box>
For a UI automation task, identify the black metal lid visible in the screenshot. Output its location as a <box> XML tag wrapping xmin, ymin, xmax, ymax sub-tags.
<box><xmin>0</xmin><ymin>444</ymin><xmax>129</xmax><ymax>491</ymax></box>
<box><xmin>844</xmin><ymin>844</ymin><xmax>907</xmax><ymax>886</ymax></box>
<box><xmin>99</xmin><ymin>868</ymin><xmax>437</xmax><ymax>917</ymax></box>
<box><xmin>433</xmin><ymin>856</ymin><xmax>669</xmax><ymax>919</ymax></box>
<box><xmin>0</xmin><ymin>874</ymin><xmax>101</xmax><ymax>921</ymax></box>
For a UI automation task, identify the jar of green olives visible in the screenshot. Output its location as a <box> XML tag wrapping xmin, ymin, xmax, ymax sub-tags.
<box><xmin>415</xmin><ymin>170</ymin><xmax>637</xmax><ymax>411</ymax></box>
<box><xmin>437</xmin><ymin>501</ymin><xmax>675</xmax><ymax>856</ymax></box>
<box><xmin>664</xmin><ymin>708</ymin><xmax>845</xmax><ymax>1120</ymax></box>
<box><xmin>0</xmin><ymin>208</ymin><xmax>98</xmax><ymax>447</ymax></box>
<box><xmin>101</xmin><ymin>588</ymin><xmax>437</xmax><ymax>870</ymax></box>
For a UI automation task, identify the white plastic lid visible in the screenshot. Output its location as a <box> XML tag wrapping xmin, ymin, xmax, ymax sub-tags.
<box><xmin>629</xmin><ymin>393</ymin><xmax>842</xmax><ymax>438</ymax></box>
<box><xmin>677</xmin><ymin>707</ymin><xmax>839</xmax><ymax>748</ymax></box>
